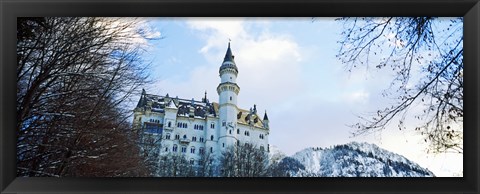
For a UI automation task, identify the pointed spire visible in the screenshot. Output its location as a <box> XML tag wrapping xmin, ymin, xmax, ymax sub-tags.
<box><xmin>203</xmin><ymin>90</ymin><xmax>208</xmax><ymax>102</ymax></box>
<box><xmin>136</xmin><ymin>89</ymin><xmax>146</xmax><ymax>108</ymax></box>
<box><xmin>223</xmin><ymin>42</ymin><xmax>235</xmax><ymax>63</ymax></box>
<box><xmin>219</xmin><ymin>41</ymin><xmax>238</xmax><ymax>74</ymax></box>
<box><xmin>263</xmin><ymin>110</ymin><xmax>269</xmax><ymax>121</ymax></box>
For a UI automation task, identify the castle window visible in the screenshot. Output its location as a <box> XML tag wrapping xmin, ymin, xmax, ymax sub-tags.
<box><xmin>190</xmin><ymin>159</ymin><xmax>194</xmax><ymax>165</ymax></box>
<box><xmin>229</xmin><ymin>130</ymin><xmax>232</xmax><ymax>134</ymax></box>
<box><xmin>210</xmin><ymin>147</ymin><xmax>213</xmax><ymax>153</ymax></box>
<box><xmin>181</xmin><ymin>147</ymin><xmax>187</xmax><ymax>153</ymax></box>
<box><xmin>168</xmin><ymin>121</ymin><xmax>171</xmax><ymax>128</ymax></box>
<box><xmin>177</xmin><ymin>122</ymin><xmax>181</xmax><ymax>128</ymax></box>
<box><xmin>199</xmin><ymin>147</ymin><xmax>204</xmax><ymax>154</ymax></box>
<box><xmin>192</xmin><ymin>136</ymin><xmax>197</xmax><ymax>142</ymax></box>
<box><xmin>200</xmin><ymin>125</ymin><xmax>203</xmax><ymax>130</ymax></box>
<box><xmin>211</xmin><ymin>123</ymin><xmax>215</xmax><ymax>129</ymax></box>
<box><xmin>175</xmin><ymin>134</ymin><xmax>180</xmax><ymax>140</ymax></box>
<box><xmin>200</xmin><ymin>137</ymin><xmax>204</xmax><ymax>142</ymax></box>
<box><xmin>230</xmin><ymin>96</ymin><xmax>232</xmax><ymax>101</ymax></box>
<box><xmin>210</xmin><ymin>135</ymin><xmax>214</xmax><ymax>141</ymax></box>
<box><xmin>183</xmin><ymin>135</ymin><xmax>187</xmax><ymax>139</ymax></box>
<box><xmin>222</xmin><ymin>143</ymin><xmax>225</xmax><ymax>148</ymax></box>
<box><xmin>165</xmin><ymin>147</ymin><xmax>169</xmax><ymax>152</ymax></box>
<box><xmin>230</xmin><ymin>76</ymin><xmax>232</xmax><ymax>80</ymax></box>
<box><xmin>166</xmin><ymin>133</ymin><xmax>171</xmax><ymax>140</ymax></box>
<box><xmin>191</xmin><ymin>147</ymin><xmax>195</xmax><ymax>154</ymax></box>
<box><xmin>260</xmin><ymin>146</ymin><xmax>265</xmax><ymax>151</ymax></box>
<box><xmin>237</xmin><ymin>141</ymin><xmax>240</xmax><ymax>146</ymax></box>
<box><xmin>237</xmin><ymin>129</ymin><xmax>240</xmax><ymax>134</ymax></box>
<box><xmin>222</xmin><ymin>121</ymin><xmax>226</xmax><ymax>127</ymax></box>
<box><xmin>173</xmin><ymin>144</ymin><xmax>178</xmax><ymax>152</ymax></box>
<box><xmin>194</xmin><ymin>125</ymin><xmax>197</xmax><ymax>130</ymax></box>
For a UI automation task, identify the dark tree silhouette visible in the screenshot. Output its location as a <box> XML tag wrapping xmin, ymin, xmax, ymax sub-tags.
<box><xmin>336</xmin><ymin>17</ymin><xmax>463</xmax><ymax>154</ymax></box>
<box><xmin>17</xmin><ymin>17</ymin><xmax>156</xmax><ymax>176</ymax></box>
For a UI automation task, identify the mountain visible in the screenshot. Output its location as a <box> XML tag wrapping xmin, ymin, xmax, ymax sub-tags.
<box><xmin>276</xmin><ymin>142</ymin><xmax>435</xmax><ymax>177</ymax></box>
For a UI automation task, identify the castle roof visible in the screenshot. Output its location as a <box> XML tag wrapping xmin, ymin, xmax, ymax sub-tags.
<box><xmin>219</xmin><ymin>42</ymin><xmax>238</xmax><ymax>73</ymax></box>
<box><xmin>236</xmin><ymin>108</ymin><xmax>265</xmax><ymax>128</ymax></box>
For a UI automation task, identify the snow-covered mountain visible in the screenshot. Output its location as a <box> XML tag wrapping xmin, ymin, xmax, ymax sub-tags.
<box><xmin>275</xmin><ymin>142</ymin><xmax>435</xmax><ymax>177</ymax></box>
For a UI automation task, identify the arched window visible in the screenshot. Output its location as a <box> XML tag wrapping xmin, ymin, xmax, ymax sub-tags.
<box><xmin>237</xmin><ymin>129</ymin><xmax>240</xmax><ymax>134</ymax></box>
<box><xmin>229</xmin><ymin>130</ymin><xmax>232</xmax><ymax>134</ymax></box>
<box><xmin>191</xmin><ymin>146</ymin><xmax>195</xmax><ymax>154</ymax></box>
<box><xmin>183</xmin><ymin>134</ymin><xmax>187</xmax><ymax>139</ymax></box>
<box><xmin>168</xmin><ymin>121</ymin><xmax>171</xmax><ymax>128</ymax></box>
<box><xmin>210</xmin><ymin>147</ymin><xmax>213</xmax><ymax>153</ymax></box>
<box><xmin>166</xmin><ymin>133</ymin><xmax>171</xmax><ymax>140</ymax></box>
<box><xmin>199</xmin><ymin>147</ymin><xmax>204</xmax><ymax>154</ymax></box>
<box><xmin>211</xmin><ymin>135</ymin><xmax>214</xmax><ymax>141</ymax></box>
<box><xmin>211</xmin><ymin>123</ymin><xmax>215</xmax><ymax>129</ymax></box>
<box><xmin>173</xmin><ymin>144</ymin><xmax>178</xmax><ymax>152</ymax></box>
<box><xmin>181</xmin><ymin>147</ymin><xmax>187</xmax><ymax>153</ymax></box>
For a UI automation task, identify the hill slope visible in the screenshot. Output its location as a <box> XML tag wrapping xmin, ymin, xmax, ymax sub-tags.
<box><xmin>277</xmin><ymin>142</ymin><xmax>434</xmax><ymax>177</ymax></box>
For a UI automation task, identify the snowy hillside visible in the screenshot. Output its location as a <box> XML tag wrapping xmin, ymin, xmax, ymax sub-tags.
<box><xmin>281</xmin><ymin>142</ymin><xmax>435</xmax><ymax>177</ymax></box>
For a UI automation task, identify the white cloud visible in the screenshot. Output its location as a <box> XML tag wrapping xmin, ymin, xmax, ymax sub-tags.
<box><xmin>184</xmin><ymin>18</ymin><xmax>305</xmax><ymax>112</ymax></box>
<box><xmin>344</xmin><ymin>90</ymin><xmax>370</xmax><ymax>104</ymax></box>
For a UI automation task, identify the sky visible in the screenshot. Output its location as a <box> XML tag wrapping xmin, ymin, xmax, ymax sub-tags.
<box><xmin>133</xmin><ymin>17</ymin><xmax>463</xmax><ymax>177</ymax></box>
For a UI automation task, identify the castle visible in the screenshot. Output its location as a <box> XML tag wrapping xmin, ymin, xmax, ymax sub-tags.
<box><xmin>133</xmin><ymin>43</ymin><xmax>270</xmax><ymax>168</ymax></box>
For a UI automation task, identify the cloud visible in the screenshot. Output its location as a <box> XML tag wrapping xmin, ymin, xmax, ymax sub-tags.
<box><xmin>344</xmin><ymin>90</ymin><xmax>370</xmax><ymax>104</ymax></box>
<box><xmin>184</xmin><ymin>18</ymin><xmax>304</xmax><ymax>112</ymax></box>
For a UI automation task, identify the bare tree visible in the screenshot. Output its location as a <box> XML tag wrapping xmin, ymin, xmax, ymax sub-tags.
<box><xmin>16</xmin><ymin>17</ymin><xmax>156</xmax><ymax>176</ymax></box>
<box><xmin>155</xmin><ymin>153</ymin><xmax>194</xmax><ymax>177</ymax></box>
<box><xmin>196</xmin><ymin>148</ymin><xmax>216</xmax><ymax>177</ymax></box>
<box><xmin>220</xmin><ymin>144</ymin><xmax>269</xmax><ymax>177</ymax></box>
<box><xmin>336</xmin><ymin>17</ymin><xmax>463</xmax><ymax>154</ymax></box>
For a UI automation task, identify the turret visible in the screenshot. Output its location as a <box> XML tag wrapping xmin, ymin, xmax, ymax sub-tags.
<box><xmin>217</xmin><ymin>42</ymin><xmax>240</xmax><ymax>151</ymax></box>
<box><xmin>263</xmin><ymin>110</ymin><xmax>269</xmax><ymax>129</ymax></box>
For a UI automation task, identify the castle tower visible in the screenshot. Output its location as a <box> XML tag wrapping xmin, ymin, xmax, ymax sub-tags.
<box><xmin>217</xmin><ymin>42</ymin><xmax>240</xmax><ymax>151</ymax></box>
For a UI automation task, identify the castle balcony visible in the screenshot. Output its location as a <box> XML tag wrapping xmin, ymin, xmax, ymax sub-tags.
<box><xmin>179</xmin><ymin>138</ymin><xmax>191</xmax><ymax>144</ymax></box>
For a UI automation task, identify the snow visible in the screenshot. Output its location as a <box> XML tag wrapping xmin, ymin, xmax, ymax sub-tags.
<box><xmin>286</xmin><ymin>141</ymin><xmax>435</xmax><ymax>177</ymax></box>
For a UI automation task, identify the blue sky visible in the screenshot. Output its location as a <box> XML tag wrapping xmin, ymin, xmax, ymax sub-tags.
<box><xmin>134</xmin><ymin>17</ymin><xmax>462</xmax><ymax>177</ymax></box>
